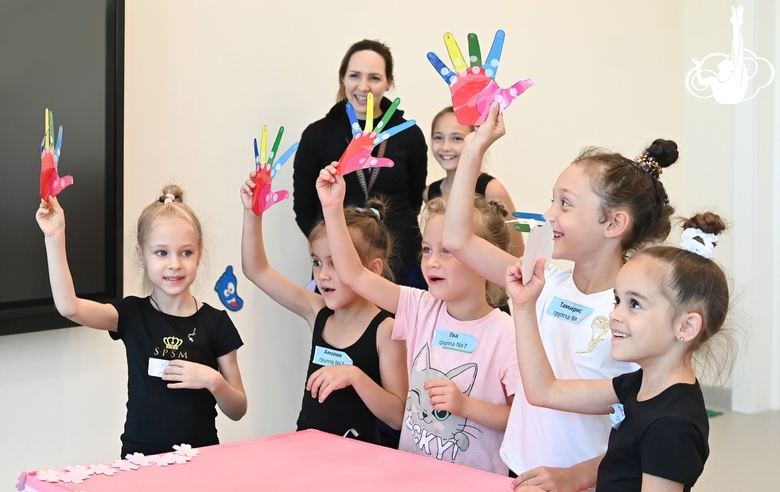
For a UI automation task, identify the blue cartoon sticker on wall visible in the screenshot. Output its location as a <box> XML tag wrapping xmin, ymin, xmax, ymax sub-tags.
<box><xmin>215</xmin><ymin>266</ymin><xmax>243</xmax><ymax>311</ymax></box>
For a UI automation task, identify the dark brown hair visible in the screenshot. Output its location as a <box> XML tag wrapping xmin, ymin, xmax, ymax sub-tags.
<box><xmin>637</xmin><ymin>212</ymin><xmax>729</xmax><ymax>351</ymax></box>
<box><xmin>309</xmin><ymin>198</ymin><xmax>395</xmax><ymax>281</ymax></box>
<box><xmin>420</xmin><ymin>196</ymin><xmax>510</xmax><ymax>307</ymax></box>
<box><xmin>336</xmin><ymin>39</ymin><xmax>394</xmax><ymax>103</ymax></box>
<box><xmin>431</xmin><ymin>106</ymin><xmax>475</xmax><ymax>136</ymax></box>
<box><xmin>574</xmin><ymin>138</ymin><xmax>678</xmax><ymax>256</ymax></box>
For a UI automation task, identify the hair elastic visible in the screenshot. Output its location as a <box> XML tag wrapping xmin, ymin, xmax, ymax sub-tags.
<box><xmin>356</xmin><ymin>206</ymin><xmax>381</xmax><ymax>220</ymax></box>
<box><xmin>679</xmin><ymin>227</ymin><xmax>719</xmax><ymax>259</ymax></box>
<box><xmin>633</xmin><ymin>151</ymin><xmax>663</xmax><ymax>179</ymax></box>
<box><xmin>163</xmin><ymin>193</ymin><xmax>175</xmax><ymax>204</ymax></box>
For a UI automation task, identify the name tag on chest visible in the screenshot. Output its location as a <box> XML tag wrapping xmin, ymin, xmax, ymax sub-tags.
<box><xmin>433</xmin><ymin>330</ymin><xmax>478</xmax><ymax>353</ymax></box>
<box><xmin>313</xmin><ymin>346</ymin><xmax>354</xmax><ymax>366</ymax></box>
<box><xmin>546</xmin><ymin>296</ymin><xmax>593</xmax><ymax>324</ymax></box>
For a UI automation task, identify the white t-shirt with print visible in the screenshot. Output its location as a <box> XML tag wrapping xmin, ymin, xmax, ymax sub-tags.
<box><xmin>394</xmin><ymin>286</ymin><xmax>519</xmax><ymax>475</ymax></box>
<box><xmin>501</xmin><ymin>266</ymin><xmax>638</xmax><ymax>478</ymax></box>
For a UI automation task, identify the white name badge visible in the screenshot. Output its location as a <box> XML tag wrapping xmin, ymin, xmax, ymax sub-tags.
<box><xmin>313</xmin><ymin>346</ymin><xmax>353</xmax><ymax>366</ymax></box>
<box><xmin>433</xmin><ymin>329</ymin><xmax>478</xmax><ymax>353</ymax></box>
<box><xmin>148</xmin><ymin>357</ymin><xmax>170</xmax><ymax>378</ymax></box>
<box><xmin>546</xmin><ymin>296</ymin><xmax>593</xmax><ymax>324</ymax></box>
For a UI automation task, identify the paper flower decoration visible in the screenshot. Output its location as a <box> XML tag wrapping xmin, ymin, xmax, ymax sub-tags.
<box><xmin>427</xmin><ymin>30</ymin><xmax>534</xmax><ymax>125</ymax></box>
<box><xmin>336</xmin><ymin>94</ymin><xmax>416</xmax><ymax>175</ymax></box>
<box><xmin>40</xmin><ymin>108</ymin><xmax>74</xmax><ymax>201</ymax></box>
<box><xmin>88</xmin><ymin>463</ymin><xmax>117</xmax><ymax>476</ymax></box>
<box><xmin>111</xmin><ymin>459</ymin><xmax>139</xmax><ymax>472</ymax></box>
<box><xmin>33</xmin><ymin>469</ymin><xmax>61</xmax><ymax>483</ymax></box>
<box><xmin>173</xmin><ymin>443</ymin><xmax>200</xmax><ymax>458</ymax></box>
<box><xmin>251</xmin><ymin>125</ymin><xmax>298</xmax><ymax>215</ymax></box>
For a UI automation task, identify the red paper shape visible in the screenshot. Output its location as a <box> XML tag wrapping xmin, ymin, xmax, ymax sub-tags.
<box><xmin>40</xmin><ymin>148</ymin><xmax>73</xmax><ymax>201</ymax></box>
<box><xmin>335</xmin><ymin>132</ymin><xmax>394</xmax><ymax>176</ymax></box>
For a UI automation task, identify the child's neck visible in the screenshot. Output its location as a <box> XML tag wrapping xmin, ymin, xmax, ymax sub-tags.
<box><xmin>149</xmin><ymin>290</ymin><xmax>198</xmax><ymax>316</ymax></box>
<box><xmin>637</xmin><ymin>354</ymin><xmax>696</xmax><ymax>401</ymax></box>
<box><xmin>570</xmin><ymin>248</ymin><xmax>624</xmax><ymax>295</ymax></box>
<box><xmin>443</xmin><ymin>291</ymin><xmax>494</xmax><ymax>321</ymax></box>
<box><xmin>438</xmin><ymin>170</ymin><xmax>457</xmax><ymax>198</ymax></box>
<box><xmin>331</xmin><ymin>295</ymin><xmax>380</xmax><ymax>324</ymax></box>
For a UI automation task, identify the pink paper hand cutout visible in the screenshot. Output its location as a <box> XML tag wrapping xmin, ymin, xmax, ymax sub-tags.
<box><xmin>40</xmin><ymin>109</ymin><xmax>73</xmax><ymax>201</ymax></box>
<box><xmin>428</xmin><ymin>30</ymin><xmax>534</xmax><ymax>125</ymax></box>
<box><xmin>335</xmin><ymin>94</ymin><xmax>416</xmax><ymax>175</ymax></box>
<box><xmin>251</xmin><ymin>126</ymin><xmax>298</xmax><ymax>215</ymax></box>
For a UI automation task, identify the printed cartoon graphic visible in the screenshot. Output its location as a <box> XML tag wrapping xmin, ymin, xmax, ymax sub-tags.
<box><xmin>576</xmin><ymin>316</ymin><xmax>610</xmax><ymax>354</ymax></box>
<box><xmin>336</xmin><ymin>93</ymin><xmax>416</xmax><ymax>175</ymax></box>
<box><xmin>427</xmin><ymin>30</ymin><xmax>534</xmax><ymax>125</ymax></box>
<box><xmin>215</xmin><ymin>266</ymin><xmax>243</xmax><ymax>311</ymax></box>
<box><xmin>404</xmin><ymin>344</ymin><xmax>480</xmax><ymax>461</ymax></box>
<box><xmin>686</xmin><ymin>6</ymin><xmax>774</xmax><ymax>104</ymax></box>
<box><xmin>40</xmin><ymin>109</ymin><xmax>74</xmax><ymax>201</ymax></box>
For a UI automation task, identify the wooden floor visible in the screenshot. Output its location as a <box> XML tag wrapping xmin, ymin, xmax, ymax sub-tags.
<box><xmin>695</xmin><ymin>408</ymin><xmax>780</xmax><ymax>490</ymax></box>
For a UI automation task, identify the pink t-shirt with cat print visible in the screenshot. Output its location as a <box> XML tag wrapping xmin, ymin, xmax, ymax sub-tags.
<box><xmin>393</xmin><ymin>286</ymin><xmax>519</xmax><ymax>475</ymax></box>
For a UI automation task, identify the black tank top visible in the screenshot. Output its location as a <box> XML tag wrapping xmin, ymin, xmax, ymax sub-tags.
<box><xmin>296</xmin><ymin>307</ymin><xmax>391</xmax><ymax>444</ymax></box>
<box><xmin>427</xmin><ymin>172</ymin><xmax>495</xmax><ymax>200</ymax></box>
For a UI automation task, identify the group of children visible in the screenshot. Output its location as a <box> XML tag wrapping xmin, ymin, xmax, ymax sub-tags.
<box><xmin>37</xmin><ymin>101</ymin><xmax>732</xmax><ymax>491</ymax></box>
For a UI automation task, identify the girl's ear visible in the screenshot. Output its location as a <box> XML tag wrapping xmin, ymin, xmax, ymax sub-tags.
<box><xmin>368</xmin><ymin>257</ymin><xmax>384</xmax><ymax>276</ymax></box>
<box><xmin>677</xmin><ymin>311</ymin><xmax>703</xmax><ymax>343</ymax></box>
<box><xmin>136</xmin><ymin>244</ymin><xmax>145</xmax><ymax>268</ymax></box>
<box><xmin>605</xmin><ymin>210</ymin><xmax>631</xmax><ymax>239</ymax></box>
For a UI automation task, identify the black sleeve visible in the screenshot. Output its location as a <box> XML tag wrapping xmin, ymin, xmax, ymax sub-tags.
<box><xmin>640</xmin><ymin>417</ymin><xmax>707</xmax><ymax>486</ymax></box>
<box><xmin>108</xmin><ymin>296</ymin><xmax>131</xmax><ymax>341</ymax></box>
<box><xmin>213</xmin><ymin>310</ymin><xmax>244</xmax><ymax>358</ymax></box>
<box><xmin>405</xmin><ymin>124</ymin><xmax>428</xmax><ymax>214</ymax></box>
<box><xmin>292</xmin><ymin>125</ymin><xmax>324</xmax><ymax>238</ymax></box>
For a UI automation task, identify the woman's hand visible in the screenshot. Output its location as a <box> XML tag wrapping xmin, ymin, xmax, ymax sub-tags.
<box><xmin>35</xmin><ymin>196</ymin><xmax>66</xmax><ymax>238</ymax></box>
<box><xmin>315</xmin><ymin>164</ymin><xmax>346</xmax><ymax>209</ymax></box>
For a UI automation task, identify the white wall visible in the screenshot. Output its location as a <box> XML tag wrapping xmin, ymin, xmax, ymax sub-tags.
<box><xmin>7</xmin><ymin>0</ymin><xmax>777</xmax><ymax>484</ymax></box>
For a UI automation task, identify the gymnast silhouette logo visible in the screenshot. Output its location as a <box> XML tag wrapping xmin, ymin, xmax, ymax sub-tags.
<box><xmin>685</xmin><ymin>5</ymin><xmax>774</xmax><ymax>104</ymax></box>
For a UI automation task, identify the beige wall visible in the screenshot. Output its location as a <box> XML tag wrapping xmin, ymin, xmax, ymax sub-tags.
<box><xmin>5</xmin><ymin>0</ymin><xmax>778</xmax><ymax>484</ymax></box>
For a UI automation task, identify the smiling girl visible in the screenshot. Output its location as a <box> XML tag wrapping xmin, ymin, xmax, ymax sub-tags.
<box><xmin>507</xmin><ymin>212</ymin><xmax>730</xmax><ymax>491</ymax></box>
<box><xmin>36</xmin><ymin>186</ymin><xmax>247</xmax><ymax>457</ymax></box>
<box><xmin>424</xmin><ymin>106</ymin><xmax>523</xmax><ymax>256</ymax></box>
<box><xmin>293</xmin><ymin>39</ymin><xmax>428</xmax><ymax>288</ymax></box>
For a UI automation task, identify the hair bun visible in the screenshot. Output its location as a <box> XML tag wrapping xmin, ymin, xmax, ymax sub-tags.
<box><xmin>646</xmin><ymin>139</ymin><xmax>679</xmax><ymax>168</ymax></box>
<box><xmin>364</xmin><ymin>198</ymin><xmax>387</xmax><ymax>220</ymax></box>
<box><xmin>160</xmin><ymin>184</ymin><xmax>185</xmax><ymax>204</ymax></box>
<box><xmin>682</xmin><ymin>212</ymin><xmax>727</xmax><ymax>236</ymax></box>
<box><xmin>486</xmin><ymin>198</ymin><xmax>509</xmax><ymax>218</ymax></box>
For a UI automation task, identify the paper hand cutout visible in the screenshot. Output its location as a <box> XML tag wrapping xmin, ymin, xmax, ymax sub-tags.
<box><xmin>40</xmin><ymin>109</ymin><xmax>74</xmax><ymax>201</ymax></box>
<box><xmin>251</xmin><ymin>125</ymin><xmax>298</xmax><ymax>215</ymax></box>
<box><xmin>336</xmin><ymin>93</ymin><xmax>416</xmax><ymax>175</ymax></box>
<box><xmin>511</xmin><ymin>212</ymin><xmax>553</xmax><ymax>285</ymax></box>
<box><xmin>428</xmin><ymin>30</ymin><xmax>534</xmax><ymax>126</ymax></box>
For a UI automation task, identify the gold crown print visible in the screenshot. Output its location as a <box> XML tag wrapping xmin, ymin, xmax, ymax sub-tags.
<box><xmin>163</xmin><ymin>336</ymin><xmax>183</xmax><ymax>350</ymax></box>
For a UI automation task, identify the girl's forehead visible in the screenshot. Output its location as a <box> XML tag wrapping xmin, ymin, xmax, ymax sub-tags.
<box><xmin>309</xmin><ymin>235</ymin><xmax>331</xmax><ymax>256</ymax></box>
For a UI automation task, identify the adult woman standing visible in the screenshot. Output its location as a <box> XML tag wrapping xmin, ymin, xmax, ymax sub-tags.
<box><xmin>293</xmin><ymin>40</ymin><xmax>428</xmax><ymax>288</ymax></box>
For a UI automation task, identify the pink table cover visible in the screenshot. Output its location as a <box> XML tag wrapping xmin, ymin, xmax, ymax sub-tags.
<box><xmin>23</xmin><ymin>429</ymin><xmax>512</xmax><ymax>491</ymax></box>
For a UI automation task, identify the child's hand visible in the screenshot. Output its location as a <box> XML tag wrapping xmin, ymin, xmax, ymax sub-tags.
<box><xmin>315</xmin><ymin>164</ymin><xmax>346</xmax><ymax>209</ymax></box>
<box><xmin>306</xmin><ymin>365</ymin><xmax>358</xmax><ymax>403</ymax></box>
<box><xmin>511</xmin><ymin>467</ymin><xmax>583</xmax><ymax>492</ymax></box>
<box><xmin>162</xmin><ymin>360</ymin><xmax>219</xmax><ymax>391</ymax></box>
<box><xmin>505</xmin><ymin>258</ymin><xmax>545</xmax><ymax>309</ymax></box>
<box><xmin>240</xmin><ymin>171</ymin><xmax>257</xmax><ymax>211</ymax></box>
<box><xmin>424</xmin><ymin>379</ymin><xmax>467</xmax><ymax>416</ymax></box>
<box><xmin>35</xmin><ymin>196</ymin><xmax>66</xmax><ymax>238</ymax></box>
<box><xmin>470</xmin><ymin>102</ymin><xmax>505</xmax><ymax>152</ymax></box>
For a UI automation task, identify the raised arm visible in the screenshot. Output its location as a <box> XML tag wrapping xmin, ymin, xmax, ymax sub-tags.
<box><xmin>316</xmin><ymin>164</ymin><xmax>401</xmax><ymax>314</ymax></box>
<box><xmin>485</xmin><ymin>178</ymin><xmax>525</xmax><ymax>257</ymax></box>
<box><xmin>507</xmin><ymin>259</ymin><xmax>616</xmax><ymax>414</ymax></box>
<box><xmin>442</xmin><ymin>103</ymin><xmax>517</xmax><ymax>286</ymax></box>
<box><xmin>240</xmin><ymin>172</ymin><xmax>323</xmax><ymax>327</ymax></box>
<box><xmin>36</xmin><ymin>197</ymin><xmax>118</xmax><ymax>330</ymax></box>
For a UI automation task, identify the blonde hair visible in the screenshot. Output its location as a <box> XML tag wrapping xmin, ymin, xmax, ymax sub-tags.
<box><xmin>420</xmin><ymin>196</ymin><xmax>510</xmax><ymax>307</ymax></box>
<box><xmin>309</xmin><ymin>198</ymin><xmax>395</xmax><ymax>281</ymax></box>
<box><xmin>136</xmin><ymin>185</ymin><xmax>204</xmax><ymax>292</ymax></box>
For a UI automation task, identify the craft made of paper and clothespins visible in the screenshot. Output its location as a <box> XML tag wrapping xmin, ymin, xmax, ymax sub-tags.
<box><xmin>40</xmin><ymin>109</ymin><xmax>74</xmax><ymax>201</ymax></box>
<box><xmin>335</xmin><ymin>93</ymin><xmax>416</xmax><ymax>175</ymax></box>
<box><xmin>509</xmin><ymin>212</ymin><xmax>554</xmax><ymax>285</ymax></box>
<box><xmin>251</xmin><ymin>125</ymin><xmax>298</xmax><ymax>215</ymax></box>
<box><xmin>427</xmin><ymin>30</ymin><xmax>534</xmax><ymax>126</ymax></box>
